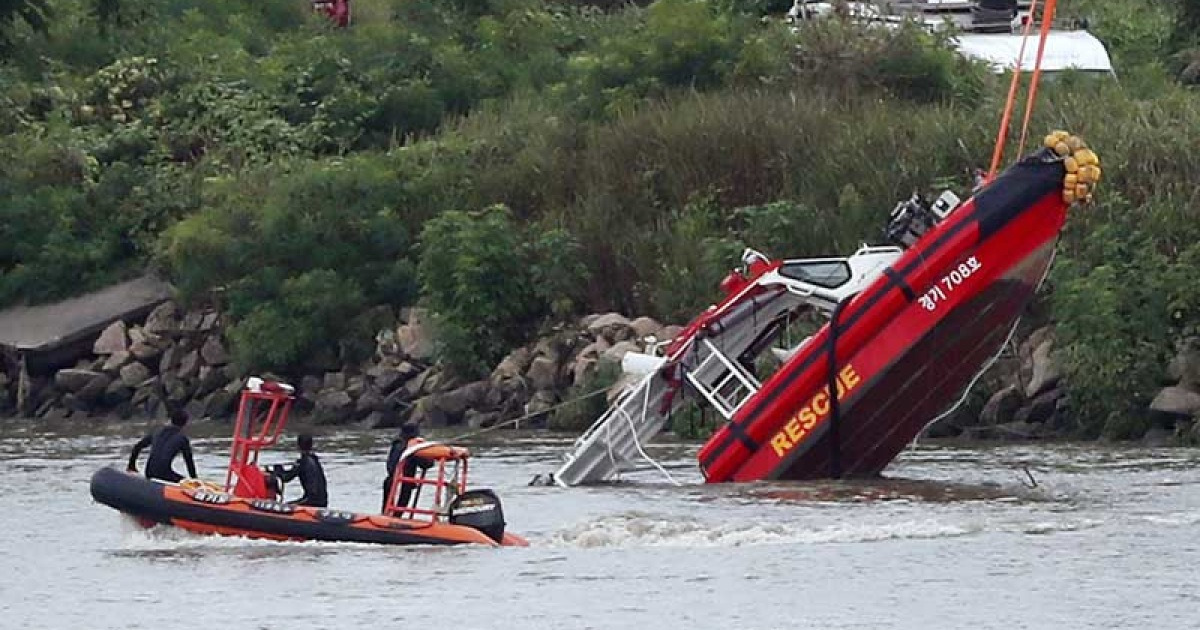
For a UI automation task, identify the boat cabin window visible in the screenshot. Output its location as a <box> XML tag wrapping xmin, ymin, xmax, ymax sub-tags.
<box><xmin>778</xmin><ymin>260</ymin><xmax>851</xmax><ymax>289</ymax></box>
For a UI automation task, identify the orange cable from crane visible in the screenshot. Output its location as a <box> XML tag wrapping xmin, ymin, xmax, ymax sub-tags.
<box><xmin>986</xmin><ymin>0</ymin><xmax>1039</xmax><ymax>180</ymax></box>
<box><xmin>986</xmin><ymin>0</ymin><xmax>1059</xmax><ymax>180</ymax></box>
<box><xmin>1016</xmin><ymin>0</ymin><xmax>1059</xmax><ymax>156</ymax></box>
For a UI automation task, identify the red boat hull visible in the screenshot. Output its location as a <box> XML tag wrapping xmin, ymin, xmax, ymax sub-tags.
<box><xmin>699</xmin><ymin>153</ymin><xmax>1067</xmax><ymax>482</ymax></box>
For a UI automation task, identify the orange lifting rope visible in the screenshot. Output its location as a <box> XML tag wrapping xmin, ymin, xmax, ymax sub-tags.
<box><xmin>986</xmin><ymin>0</ymin><xmax>1060</xmax><ymax>181</ymax></box>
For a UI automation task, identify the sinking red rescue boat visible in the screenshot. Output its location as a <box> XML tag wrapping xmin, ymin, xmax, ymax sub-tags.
<box><xmin>696</xmin><ymin>148</ymin><xmax>1068</xmax><ymax>481</ymax></box>
<box><xmin>549</xmin><ymin>140</ymin><xmax>1096</xmax><ymax>486</ymax></box>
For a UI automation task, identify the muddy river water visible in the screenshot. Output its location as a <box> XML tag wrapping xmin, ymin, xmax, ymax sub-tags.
<box><xmin>1</xmin><ymin>423</ymin><xmax>1197</xmax><ymax>629</ymax></box>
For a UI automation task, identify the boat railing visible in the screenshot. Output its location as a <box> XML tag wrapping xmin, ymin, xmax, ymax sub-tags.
<box><xmin>384</xmin><ymin>442</ymin><xmax>470</xmax><ymax>521</ymax></box>
<box><xmin>224</xmin><ymin>378</ymin><xmax>295</xmax><ymax>497</ymax></box>
<box><xmin>567</xmin><ymin>372</ymin><xmax>651</xmax><ymax>450</ymax></box>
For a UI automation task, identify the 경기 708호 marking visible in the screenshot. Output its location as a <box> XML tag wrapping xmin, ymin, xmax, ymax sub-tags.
<box><xmin>919</xmin><ymin>256</ymin><xmax>982</xmax><ymax>311</ymax></box>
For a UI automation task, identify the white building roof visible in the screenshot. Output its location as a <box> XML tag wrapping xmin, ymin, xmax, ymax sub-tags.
<box><xmin>954</xmin><ymin>30</ymin><xmax>1115</xmax><ymax>74</ymax></box>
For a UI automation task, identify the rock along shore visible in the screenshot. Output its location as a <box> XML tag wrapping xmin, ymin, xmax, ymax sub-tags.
<box><xmin>2</xmin><ymin>302</ymin><xmax>1198</xmax><ymax>445</ymax></box>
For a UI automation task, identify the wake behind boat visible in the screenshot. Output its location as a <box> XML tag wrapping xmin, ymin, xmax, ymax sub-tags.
<box><xmin>91</xmin><ymin>378</ymin><xmax>527</xmax><ymax>547</ymax></box>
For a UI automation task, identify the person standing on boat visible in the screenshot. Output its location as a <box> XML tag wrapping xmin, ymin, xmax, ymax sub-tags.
<box><xmin>126</xmin><ymin>407</ymin><xmax>198</xmax><ymax>483</ymax></box>
<box><xmin>271</xmin><ymin>434</ymin><xmax>328</xmax><ymax>508</ymax></box>
<box><xmin>382</xmin><ymin>423</ymin><xmax>432</xmax><ymax>513</ymax></box>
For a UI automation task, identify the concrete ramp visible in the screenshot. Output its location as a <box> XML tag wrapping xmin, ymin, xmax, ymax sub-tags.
<box><xmin>0</xmin><ymin>275</ymin><xmax>173</xmax><ymax>369</ymax></box>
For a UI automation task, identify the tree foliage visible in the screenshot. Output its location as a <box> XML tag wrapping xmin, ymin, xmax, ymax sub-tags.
<box><xmin>417</xmin><ymin>205</ymin><xmax>541</xmax><ymax>378</ymax></box>
<box><xmin>3</xmin><ymin>0</ymin><xmax>1200</xmax><ymax>436</ymax></box>
<box><xmin>0</xmin><ymin>0</ymin><xmax>49</xmax><ymax>54</ymax></box>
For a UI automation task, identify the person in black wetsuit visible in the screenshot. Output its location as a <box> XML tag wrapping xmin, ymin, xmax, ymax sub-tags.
<box><xmin>381</xmin><ymin>423</ymin><xmax>431</xmax><ymax>513</ymax></box>
<box><xmin>127</xmin><ymin>408</ymin><xmax>198</xmax><ymax>483</ymax></box>
<box><xmin>271</xmin><ymin>434</ymin><xmax>328</xmax><ymax>507</ymax></box>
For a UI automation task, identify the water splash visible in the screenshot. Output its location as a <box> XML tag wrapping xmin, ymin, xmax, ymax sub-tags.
<box><xmin>547</xmin><ymin>511</ymin><xmax>978</xmax><ymax>548</ymax></box>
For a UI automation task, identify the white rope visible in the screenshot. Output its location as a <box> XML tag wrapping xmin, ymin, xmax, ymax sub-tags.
<box><xmin>447</xmin><ymin>386</ymin><xmax>609</xmax><ymax>442</ymax></box>
<box><xmin>621</xmin><ymin>375</ymin><xmax>681</xmax><ymax>486</ymax></box>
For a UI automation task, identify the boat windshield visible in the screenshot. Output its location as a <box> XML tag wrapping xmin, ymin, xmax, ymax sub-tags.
<box><xmin>778</xmin><ymin>260</ymin><xmax>852</xmax><ymax>289</ymax></box>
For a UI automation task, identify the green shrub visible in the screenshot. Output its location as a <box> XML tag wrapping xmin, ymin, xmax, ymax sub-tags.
<box><xmin>793</xmin><ymin>18</ymin><xmax>988</xmax><ymax>104</ymax></box>
<box><xmin>417</xmin><ymin>205</ymin><xmax>540</xmax><ymax>378</ymax></box>
<box><xmin>559</xmin><ymin>0</ymin><xmax>779</xmax><ymax>118</ymax></box>
<box><xmin>160</xmin><ymin>80</ymin><xmax>311</xmax><ymax>169</ymax></box>
<box><xmin>0</xmin><ymin>0</ymin><xmax>49</xmax><ymax>56</ymax></box>
<box><xmin>364</xmin><ymin>80</ymin><xmax>444</xmax><ymax>146</ymax></box>
<box><xmin>1062</xmin><ymin>0</ymin><xmax>1174</xmax><ymax>71</ymax></box>
<box><xmin>1052</xmin><ymin>221</ymin><xmax>1200</xmax><ymax>439</ymax></box>
<box><xmin>528</xmin><ymin>226</ymin><xmax>591</xmax><ymax>320</ymax></box>
<box><xmin>549</xmin><ymin>359</ymin><xmax>622</xmax><ymax>431</ymax></box>
<box><xmin>162</xmin><ymin>155</ymin><xmax>414</xmax><ymax>296</ymax></box>
<box><xmin>160</xmin><ymin>155</ymin><xmax>418</xmax><ymax>368</ymax></box>
<box><xmin>226</xmin><ymin>269</ymin><xmax>368</xmax><ymax>372</ymax></box>
<box><xmin>669</xmin><ymin>400</ymin><xmax>723</xmax><ymax>439</ymax></box>
<box><xmin>650</xmin><ymin>195</ymin><xmax>744</xmax><ymax>323</ymax></box>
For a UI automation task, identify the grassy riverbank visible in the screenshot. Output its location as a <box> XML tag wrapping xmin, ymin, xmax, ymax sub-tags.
<box><xmin>2</xmin><ymin>0</ymin><xmax>1199</xmax><ymax>438</ymax></box>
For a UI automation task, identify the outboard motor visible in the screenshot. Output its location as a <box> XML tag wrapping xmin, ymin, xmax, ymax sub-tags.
<box><xmin>448</xmin><ymin>489</ymin><xmax>506</xmax><ymax>543</ymax></box>
<box><xmin>884</xmin><ymin>191</ymin><xmax>961</xmax><ymax>248</ymax></box>
<box><xmin>885</xmin><ymin>193</ymin><xmax>937</xmax><ymax>248</ymax></box>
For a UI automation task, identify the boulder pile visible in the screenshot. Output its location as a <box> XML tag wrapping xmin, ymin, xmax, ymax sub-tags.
<box><xmin>4</xmin><ymin>304</ymin><xmax>677</xmax><ymax>433</ymax></box>
<box><xmin>21</xmin><ymin>301</ymin><xmax>242</xmax><ymax>422</ymax></box>
<box><xmin>359</xmin><ymin>311</ymin><xmax>677</xmax><ymax>430</ymax></box>
<box><xmin>7</xmin><ymin>300</ymin><xmax>1196</xmax><ymax>447</ymax></box>
<box><xmin>1148</xmin><ymin>337</ymin><xmax>1200</xmax><ymax>444</ymax></box>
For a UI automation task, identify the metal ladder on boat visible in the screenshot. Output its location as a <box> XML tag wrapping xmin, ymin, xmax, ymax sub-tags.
<box><xmin>683</xmin><ymin>338</ymin><xmax>760</xmax><ymax>420</ymax></box>
<box><xmin>550</xmin><ymin>338</ymin><xmax>761</xmax><ymax>486</ymax></box>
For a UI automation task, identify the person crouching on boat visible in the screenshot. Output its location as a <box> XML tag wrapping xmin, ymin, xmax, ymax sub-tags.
<box><xmin>127</xmin><ymin>407</ymin><xmax>198</xmax><ymax>483</ymax></box>
<box><xmin>270</xmin><ymin>434</ymin><xmax>328</xmax><ymax>508</ymax></box>
<box><xmin>382</xmin><ymin>423</ymin><xmax>432</xmax><ymax>513</ymax></box>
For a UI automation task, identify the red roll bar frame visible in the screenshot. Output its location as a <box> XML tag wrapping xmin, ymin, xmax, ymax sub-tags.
<box><xmin>224</xmin><ymin>378</ymin><xmax>294</xmax><ymax>498</ymax></box>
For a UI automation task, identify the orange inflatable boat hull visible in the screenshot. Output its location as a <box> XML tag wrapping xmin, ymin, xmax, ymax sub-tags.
<box><xmin>91</xmin><ymin>467</ymin><xmax>528</xmax><ymax>547</ymax></box>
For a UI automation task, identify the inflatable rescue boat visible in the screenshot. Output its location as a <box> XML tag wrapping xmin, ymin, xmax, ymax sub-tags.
<box><xmin>548</xmin><ymin>133</ymin><xmax>1100</xmax><ymax>486</ymax></box>
<box><xmin>91</xmin><ymin>378</ymin><xmax>528</xmax><ymax>547</ymax></box>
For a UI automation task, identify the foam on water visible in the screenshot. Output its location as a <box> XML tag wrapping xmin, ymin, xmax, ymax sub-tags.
<box><xmin>119</xmin><ymin>521</ymin><xmax>297</xmax><ymax>550</ymax></box>
<box><xmin>548</xmin><ymin>511</ymin><xmax>977</xmax><ymax>548</ymax></box>
<box><xmin>1139</xmin><ymin>510</ymin><xmax>1200</xmax><ymax>527</ymax></box>
<box><xmin>546</xmin><ymin>508</ymin><xmax>1109</xmax><ymax>549</ymax></box>
<box><xmin>114</xmin><ymin>517</ymin><xmax>388</xmax><ymax>554</ymax></box>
